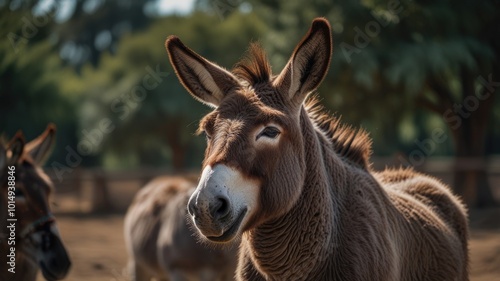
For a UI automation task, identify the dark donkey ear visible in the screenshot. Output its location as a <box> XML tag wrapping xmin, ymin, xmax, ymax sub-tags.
<box><xmin>0</xmin><ymin>144</ymin><xmax>6</xmax><ymax>170</ymax></box>
<box><xmin>25</xmin><ymin>124</ymin><xmax>56</xmax><ymax>165</ymax></box>
<box><xmin>7</xmin><ymin>132</ymin><xmax>25</xmax><ymax>165</ymax></box>
<box><xmin>165</xmin><ymin>36</ymin><xmax>240</xmax><ymax>107</ymax></box>
<box><xmin>274</xmin><ymin>17</ymin><xmax>333</xmax><ymax>107</ymax></box>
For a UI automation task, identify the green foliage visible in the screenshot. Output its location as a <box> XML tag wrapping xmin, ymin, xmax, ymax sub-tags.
<box><xmin>2</xmin><ymin>0</ymin><xmax>499</xmax><ymax>172</ymax></box>
<box><xmin>0</xmin><ymin>7</ymin><xmax>78</xmax><ymax>163</ymax></box>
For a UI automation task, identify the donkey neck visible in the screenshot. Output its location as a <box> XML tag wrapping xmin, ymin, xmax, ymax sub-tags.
<box><xmin>244</xmin><ymin>107</ymin><xmax>350</xmax><ymax>280</ymax></box>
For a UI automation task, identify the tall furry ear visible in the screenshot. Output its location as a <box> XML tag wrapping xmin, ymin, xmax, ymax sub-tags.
<box><xmin>165</xmin><ymin>36</ymin><xmax>240</xmax><ymax>107</ymax></box>
<box><xmin>274</xmin><ymin>18</ymin><xmax>333</xmax><ymax>106</ymax></box>
<box><xmin>25</xmin><ymin>123</ymin><xmax>56</xmax><ymax>165</ymax></box>
<box><xmin>7</xmin><ymin>132</ymin><xmax>25</xmax><ymax>165</ymax></box>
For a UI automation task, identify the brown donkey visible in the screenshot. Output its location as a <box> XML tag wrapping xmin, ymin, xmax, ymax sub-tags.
<box><xmin>124</xmin><ymin>176</ymin><xmax>237</xmax><ymax>281</ymax></box>
<box><xmin>0</xmin><ymin>125</ymin><xmax>71</xmax><ymax>281</ymax></box>
<box><xmin>165</xmin><ymin>18</ymin><xmax>469</xmax><ymax>280</ymax></box>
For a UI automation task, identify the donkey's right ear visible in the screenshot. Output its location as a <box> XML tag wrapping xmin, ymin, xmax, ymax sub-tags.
<box><xmin>7</xmin><ymin>132</ymin><xmax>25</xmax><ymax>165</ymax></box>
<box><xmin>26</xmin><ymin>123</ymin><xmax>56</xmax><ymax>165</ymax></box>
<box><xmin>273</xmin><ymin>18</ymin><xmax>332</xmax><ymax>107</ymax></box>
<box><xmin>165</xmin><ymin>36</ymin><xmax>240</xmax><ymax>107</ymax></box>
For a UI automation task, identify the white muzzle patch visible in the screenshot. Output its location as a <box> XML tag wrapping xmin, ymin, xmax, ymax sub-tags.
<box><xmin>189</xmin><ymin>164</ymin><xmax>259</xmax><ymax>242</ymax></box>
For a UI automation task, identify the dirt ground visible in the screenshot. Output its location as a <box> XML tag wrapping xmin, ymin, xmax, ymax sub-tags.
<box><xmin>35</xmin><ymin>209</ymin><xmax>500</xmax><ymax>281</ymax></box>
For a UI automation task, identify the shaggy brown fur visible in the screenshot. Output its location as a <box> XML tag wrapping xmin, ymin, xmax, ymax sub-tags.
<box><xmin>124</xmin><ymin>176</ymin><xmax>237</xmax><ymax>281</ymax></box>
<box><xmin>0</xmin><ymin>125</ymin><xmax>71</xmax><ymax>281</ymax></box>
<box><xmin>165</xmin><ymin>17</ymin><xmax>469</xmax><ymax>281</ymax></box>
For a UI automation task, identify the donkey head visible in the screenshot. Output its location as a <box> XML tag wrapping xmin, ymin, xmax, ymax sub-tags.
<box><xmin>166</xmin><ymin>18</ymin><xmax>332</xmax><ymax>243</ymax></box>
<box><xmin>0</xmin><ymin>125</ymin><xmax>71</xmax><ymax>280</ymax></box>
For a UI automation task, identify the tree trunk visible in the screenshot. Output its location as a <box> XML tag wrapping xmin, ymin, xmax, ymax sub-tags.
<box><xmin>90</xmin><ymin>170</ymin><xmax>113</xmax><ymax>213</ymax></box>
<box><xmin>447</xmin><ymin>71</ymin><xmax>497</xmax><ymax>208</ymax></box>
<box><xmin>424</xmin><ymin>70</ymin><xmax>498</xmax><ymax>208</ymax></box>
<box><xmin>171</xmin><ymin>143</ymin><xmax>187</xmax><ymax>171</ymax></box>
<box><xmin>452</xmin><ymin>145</ymin><xmax>495</xmax><ymax>208</ymax></box>
<box><xmin>164</xmin><ymin>119</ymin><xmax>188</xmax><ymax>171</ymax></box>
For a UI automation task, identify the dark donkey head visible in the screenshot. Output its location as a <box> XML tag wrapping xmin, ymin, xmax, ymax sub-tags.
<box><xmin>166</xmin><ymin>18</ymin><xmax>332</xmax><ymax>243</ymax></box>
<box><xmin>0</xmin><ymin>125</ymin><xmax>71</xmax><ymax>280</ymax></box>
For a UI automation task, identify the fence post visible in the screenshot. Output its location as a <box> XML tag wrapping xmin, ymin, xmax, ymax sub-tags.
<box><xmin>90</xmin><ymin>170</ymin><xmax>113</xmax><ymax>213</ymax></box>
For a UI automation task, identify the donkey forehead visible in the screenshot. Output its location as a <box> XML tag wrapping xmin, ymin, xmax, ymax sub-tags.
<box><xmin>217</xmin><ymin>90</ymin><xmax>261</xmax><ymax>116</ymax></box>
<box><xmin>210</xmin><ymin>88</ymin><xmax>287</xmax><ymax>123</ymax></box>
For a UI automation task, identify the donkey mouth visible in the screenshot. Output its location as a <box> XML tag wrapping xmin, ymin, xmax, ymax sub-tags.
<box><xmin>40</xmin><ymin>262</ymin><xmax>60</xmax><ymax>281</ymax></box>
<box><xmin>40</xmin><ymin>260</ymin><xmax>70</xmax><ymax>281</ymax></box>
<box><xmin>207</xmin><ymin>208</ymin><xmax>247</xmax><ymax>243</ymax></box>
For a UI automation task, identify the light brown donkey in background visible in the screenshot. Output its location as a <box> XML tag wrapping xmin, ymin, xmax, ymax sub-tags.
<box><xmin>124</xmin><ymin>176</ymin><xmax>237</xmax><ymax>281</ymax></box>
<box><xmin>165</xmin><ymin>18</ymin><xmax>469</xmax><ymax>280</ymax></box>
<box><xmin>0</xmin><ymin>124</ymin><xmax>71</xmax><ymax>281</ymax></box>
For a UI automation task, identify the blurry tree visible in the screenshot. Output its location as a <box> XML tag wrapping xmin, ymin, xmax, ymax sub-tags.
<box><xmin>0</xmin><ymin>4</ymin><xmax>78</xmax><ymax>163</ymax></box>
<box><xmin>198</xmin><ymin>0</ymin><xmax>499</xmax><ymax>207</ymax></box>
<box><xmin>69</xmin><ymin>12</ymin><xmax>267</xmax><ymax>170</ymax></box>
<box><xmin>54</xmin><ymin>0</ymin><xmax>158</xmax><ymax>67</ymax></box>
<box><xmin>1</xmin><ymin>0</ymin><xmax>163</xmax><ymax>68</ymax></box>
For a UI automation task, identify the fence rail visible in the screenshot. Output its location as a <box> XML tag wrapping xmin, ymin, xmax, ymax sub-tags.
<box><xmin>45</xmin><ymin>157</ymin><xmax>500</xmax><ymax>214</ymax></box>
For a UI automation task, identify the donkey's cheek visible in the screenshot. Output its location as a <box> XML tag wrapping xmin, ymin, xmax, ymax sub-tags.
<box><xmin>260</xmin><ymin>145</ymin><xmax>305</xmax><ymax>220</ymax></box>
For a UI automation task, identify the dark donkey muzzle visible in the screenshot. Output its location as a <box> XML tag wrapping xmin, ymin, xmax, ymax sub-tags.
<box><xmin>25</xmin><ymin>216</ymin><xmax>71</xmax><ymax>281</ymax></box>
<box><xmin>39</xmin><ymin>230</ymin><xmax>71</xmax><ymax>281</ymax></box>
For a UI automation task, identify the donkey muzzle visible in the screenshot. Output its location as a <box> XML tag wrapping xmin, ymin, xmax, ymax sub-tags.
<box><xmin>188</xmin><ymin>181</ymin><xmax>232</xmax><ymax>237</ymax></box>
<box><xmin>187</xmin><ymin>164</ymin><xmax>259</xmax><ymax>242</ymax></box>
<box><xmin>39</xmin><ymin>230</ymin><xmax>71</xmax><ymax>280</ymax></box>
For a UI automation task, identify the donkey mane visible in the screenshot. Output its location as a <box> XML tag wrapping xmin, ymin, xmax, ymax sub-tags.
<box><xmin>232</xmin><ymin>44</ymin><xmax>372</xmax><ymax>169</ymax></box>
<box><xmin>305</xmin><ymin>98</ymin><xmax>372</xmax><ymax>169</ymax></box>
<box><xmin>232</xmin><ymin>43</ymin><xmax>272</xmax><ymax>85</ymax></box>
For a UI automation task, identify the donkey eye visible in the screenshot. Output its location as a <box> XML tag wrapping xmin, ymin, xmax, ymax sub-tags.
<box><xmin>257</xmin><ymin>126</ymin><xmax>281</xmax><ymax>140</ymax></box>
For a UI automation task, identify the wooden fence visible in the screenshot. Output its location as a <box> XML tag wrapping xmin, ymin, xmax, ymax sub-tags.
<box><xmin>45</xmin><ymin>157</ymin><xmax>500</xmax><ymax>214</ymax></box>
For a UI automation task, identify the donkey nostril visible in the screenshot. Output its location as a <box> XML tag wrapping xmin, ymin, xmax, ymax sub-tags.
<box><xmin>214</xmin><ymin>196</ymin><xmax>230</xmax><ymax>218</ymax></box>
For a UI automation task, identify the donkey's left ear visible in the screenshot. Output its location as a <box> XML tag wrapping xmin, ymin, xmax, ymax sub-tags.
<box><xmin>25</xmin><ymin>124</ymin><xmax>56</xmax><ymax>165</ymax></box>
<box><xmin>274</xmin><ymin>18</ymin><xmax>332</xmax><ymax>106</ymax></box>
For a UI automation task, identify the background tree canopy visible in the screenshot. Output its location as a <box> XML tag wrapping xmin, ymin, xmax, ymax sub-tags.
<box><xmin>1</xmin><ymin>0</ymin><xmax>498</xmax><ymax>207</ymax></box>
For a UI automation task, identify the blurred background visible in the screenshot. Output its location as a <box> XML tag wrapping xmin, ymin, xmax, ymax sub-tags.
<box><xmin>1</xmin><ymin>0</ymin><xmax>499</xmax><ymax>280</ymax></box>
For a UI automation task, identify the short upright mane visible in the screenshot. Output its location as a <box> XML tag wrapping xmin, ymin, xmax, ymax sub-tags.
<box><xmin>232</xmin><ymin>43</ymin><xmax>272</xmax><ymax>85</ymax></box>
<box><xmin>305</xmin><ymin>98</ymin><xmax>372</xmax><ymax>169</ymax></box>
